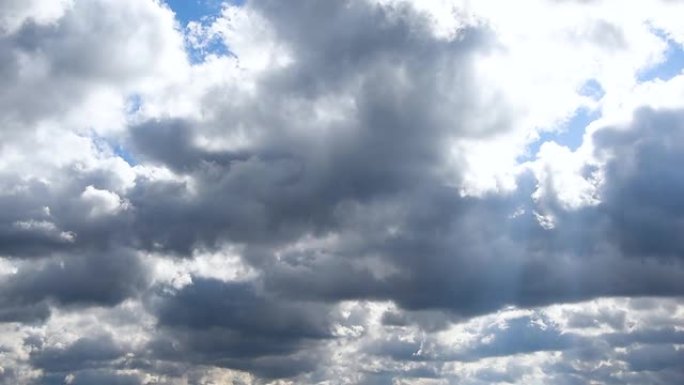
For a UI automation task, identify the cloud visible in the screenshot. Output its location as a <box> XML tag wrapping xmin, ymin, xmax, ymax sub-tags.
<box><xmin>2</xmin><ymin>0</ymin><xmax>684</xmax><ymax>383</ymax></box>
<box><xmin>145</xmin><ymin>278</ymin><xmax>336</xmax><ymax>378</ymax></box>
<box><xmin>30</xmin><ymin>334</ymin><xmax>125</xmax><ymax>373</ymax></box>
<box><xmin>0</xmin><ymin>0</ymin><xmax>184</xmax><ymax>136</ymax></box>
<box><xmin>594</xmin><ymin>107</ymin><xmax>684</xmax><ymax>259</ymax></box>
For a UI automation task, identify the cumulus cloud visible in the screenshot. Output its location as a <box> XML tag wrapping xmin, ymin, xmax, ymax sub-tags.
<box><xmin>1</xmin><ymin>0</ymin><xmax>684</xmax><ymax>384</ymax></box>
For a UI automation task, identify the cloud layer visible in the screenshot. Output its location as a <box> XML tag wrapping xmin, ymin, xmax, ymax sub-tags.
<box><xmin>1</xmin><ymin>0</ymin><xmax>684</xmax><ymax>384</ymax></box>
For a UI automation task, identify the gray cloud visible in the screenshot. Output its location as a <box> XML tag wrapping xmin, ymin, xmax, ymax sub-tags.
<box><xmin>30</xmin><ymin>334</ymin><xmax>125</xmax><ymax>373</ymax></box>
<box><xmin>145</xmin><ymin>278</ymin><xmax>336</xmax><ymax>378</ymax></box>
<box><xmin>0</xmin><ymin>0</ymin><xmax>180</xmax><ymax>132</ymax></box>
<box><xmin>1</xmin><ymin>250</ymin><xmax>147</xmax><ymax>308</ymax></box>
<box><xmin>36</xmin><ymin>370</ymin><xmax>143</xmax><ymax>385</ymax></box>
<box><xmin>463</xmin><ymin>315</ymin><xmax>580</xmax><ymax>359</ymax></box>
<box><xmin>2</xmin><ymin>0</ymin><xmax>684</xmax><ymax>383</ymax></box>
<box><xmin>594</xmin><ymin>108</ymin><xmax>684</xmax><ymax>259</ymax></box>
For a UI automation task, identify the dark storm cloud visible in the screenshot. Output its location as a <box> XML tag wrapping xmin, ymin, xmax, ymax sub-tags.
<box><xmin>152</xmin><ymin>279</ymin><xmax>332</xmax><ymax>339</ymax></box>
<box><xmin>0</xmin><ymin>168</ymin><xmax>148</xmax><ymax>320</ymax></box>
<box><xmin>380</xmin><ymin>308</ymin><xmax>458</xmax><ymax>331</ymax></box>
<box><xmin>259</xmin><ymin>182</ymin><xmax>684</xmax><ymax>316</ymax></box>
<box><xmin>0</xmin><ymin>166</ymin><xmax>136</xmax><ymax>259</ymax></box>
<box><xmin>1</xmin><ymin>250</ymin><xmax>146</xmax><ymax>307</ymax></box>
<box><xmin>129</xmin><ymin>119</ymin><xmax>250</xmax><ymax>173</ymax></box>
<box><xmin>36</xmin><ymin>370</ymin><xmax>143</xmax><ymax>385</ymax></box>
<box><xmin>594</xmin><ymin>107</ymin><xmax>684</xmax><ymax>259</ymax></box>
<box><xmin>0</xmin><ymin>248</ymin><xmax>147</xmax><ymax>325</ymax></box>
<box><xmin>26</xmin><ymin>333</ymin><xmax>144</xmax><ymax>385</ymax></box>
<box><xmin>0</xmin><ymin>184</ymin><xmax>148</xmax><ymax>334</ymax></box>
<box><xmin>124</xmin><ymin>0</ymin><xmax>497</xmax><ymax>255</ymax></box>
<box><xmin>0</xmin><ymin>176</ymin><xmax>74</xmax><ymax>258</ymax></box>
<box><xmin>621</xmin><ymin>344</ymin><xmax>684</xmax><ymax>373</ymax></box>
<box><xmin>251</xmin><ymin>0</ymin><xmax>493</xmax><ymax>106</ymax></box>
<box><xmin>0</xmin><ymin>302</ymin><xmax>50</xmax><ymax>324</ymax></box>
<box><xmin>252</xmin><ymin>108</ymin><xmax>684</xmax><ymax>319</ymax></box>
<box><xmin>146</xmin><ymin>278</ymin><xmax>336</xmax><ymax>378</ymax></box>
<box><xmin>30</xmin><ymin>334</ymin><xmax>125</xmax><ymax>373</ymax></box>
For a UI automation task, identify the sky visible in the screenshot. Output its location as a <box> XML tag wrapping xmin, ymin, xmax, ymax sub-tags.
<box><xmin>1</xmin><ymin>1</ymin><xmax>684</xmax><ymax>384</ymax></box>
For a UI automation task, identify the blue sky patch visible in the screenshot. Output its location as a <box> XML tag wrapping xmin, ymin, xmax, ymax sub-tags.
<box><xmin>91</xmin><ymin>134</ymin><xmax>138</xmax><ymax>166</ymax></box>
<box><xmin>113</xmin><ymin>144</ymin><xmax>138</xmax><ymax>166</ymax></box>
<box><xmin>165</xmin><ymin>0</ymin><xmax>241</xmax><ymax>63</ymax></box>
<box><xmin>165</xmin><ymin>0</ymin><xmax>246</xmax><ymax>26</ymax></box>
<box><xmin>187</xmin><ymin>34</ymin><xmax>232</xmax><ymax>64</ymax></box>
<box><xmin>126</xmin><ymin>94</ymin><xmax>142</xmax><ymax>115</ymax></box>
<box><xmin>579</xmin><ymin>79</ymin><xmax>605</xmax><ymax>100</ymax></box>
<box><xmin>638</xmin><ymin>30</ymin><xmax>684</xmax><ymax>82</ymax></box>
<box><xmin>165</xmin><ymin>0</ymin><xmax>225</xmax><ymax>27</ymax></box>
<box><xmin>522</xmin><ymin>107</ymin><xmax>601</xmax><ymax>160</ymax></box>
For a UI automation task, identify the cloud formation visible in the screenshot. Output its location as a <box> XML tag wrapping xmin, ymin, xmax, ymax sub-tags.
<box><xmin>1</xmin><ymin>0</ymin><xmax>684</xmax><ymax>384</ymax></box>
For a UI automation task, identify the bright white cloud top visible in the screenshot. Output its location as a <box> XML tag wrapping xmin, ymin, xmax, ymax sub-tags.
<box><xmin>1</xmin><ymin>1</ymin><xmax>684</xmax><ymax>384</ymax></box>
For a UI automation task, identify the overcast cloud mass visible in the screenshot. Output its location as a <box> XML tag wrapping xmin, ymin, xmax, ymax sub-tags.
<box><xmin>1</xmin><ymin>0</ymin><xmax>684</xmax><ymax>384</ymax></box>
